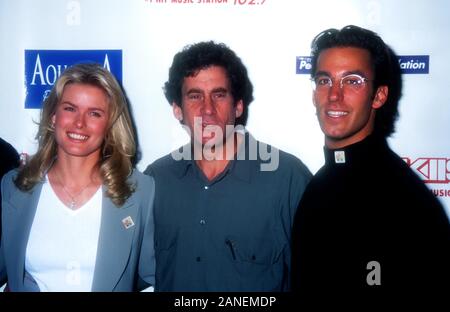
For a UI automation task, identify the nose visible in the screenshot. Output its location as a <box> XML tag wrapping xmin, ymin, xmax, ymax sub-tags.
<box><xmin>202</xmin><ymin>96</ymin><xmax>215</xmax><ymax>115</ymax></box>
<box><xmin>74</xmin><ymin>113</ymin><xmax>85</xmax><ymax>128</ymax></box>
<box><xmin>328</xmin><ymin>81</ymin><xmax>343</xmax><ymax>102</ymax></box>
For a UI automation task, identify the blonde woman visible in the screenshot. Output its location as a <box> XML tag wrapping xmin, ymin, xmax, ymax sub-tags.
<box><xmin>0</xmin><ymin>63</ymin><xmax>155</xmax><ymax>291</ymax></box>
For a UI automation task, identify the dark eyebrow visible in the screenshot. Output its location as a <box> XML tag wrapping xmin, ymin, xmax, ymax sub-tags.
<box><xmin>314</xmin><ymin>71</ymin><xmax>331</xmax><ymax>77</ymax></box>
<box><xmin>314</xmin><ymin>70</ymin><xmax>368</xmax><ymax>78</ymax></box>
<box><xmin>342</xmin><ymin>70</ymin><xmax>368</xmax><ymax>78</ymax></box>
<box><xmin>211</xmin><ymin>87</ymin><xmax>228</xmax><ymax>93</ymax></box>
<box><xmin>185</xmin><ymin>88</ymin><xmax>203</xmax><ymax>95</ymax></box>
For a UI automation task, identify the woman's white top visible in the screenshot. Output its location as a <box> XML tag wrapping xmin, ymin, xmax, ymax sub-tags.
<box><xmin>25</xmin><ymin>177</ymin><xmax>102</xmax><ymax>292</ymax></box>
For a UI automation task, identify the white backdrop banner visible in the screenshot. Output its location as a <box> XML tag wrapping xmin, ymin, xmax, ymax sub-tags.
<box><xmin>0</xmin><ymin>0</ymin><xmax>449</xmax><ymax>216</ymax></box>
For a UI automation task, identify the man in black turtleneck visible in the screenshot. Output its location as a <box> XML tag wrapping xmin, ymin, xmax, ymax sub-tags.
<box><xmin>291</xmin><ymin>26</ymin><xmax>449</xmax><ymax>299</ymax></box>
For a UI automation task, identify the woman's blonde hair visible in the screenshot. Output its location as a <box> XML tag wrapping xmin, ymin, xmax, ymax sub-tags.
<box><xmin>15</xmin><ymin>63</ymin><xmax>136</xmax><ymax>206</ymax></box>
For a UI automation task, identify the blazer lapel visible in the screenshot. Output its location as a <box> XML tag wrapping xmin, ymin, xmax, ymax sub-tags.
<box><xmin>3</xmin><ymin>182</ymin><xmax>42</xmax><ymax>291</ymax></box>
<box><xmin>91</xmin><ymin>187</ymin><xmax>137</xmax><ymax>291</ymax></box>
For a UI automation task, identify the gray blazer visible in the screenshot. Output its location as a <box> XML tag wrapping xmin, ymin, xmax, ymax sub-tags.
<box><xmin>0</xmin><ymin>169</ymin><xmax>155</xmax><ymax>291</ymax></box>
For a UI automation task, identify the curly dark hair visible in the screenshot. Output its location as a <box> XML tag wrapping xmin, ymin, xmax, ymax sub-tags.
<box><xmin>310</xmin><ymin>25</ymin><xmax>402</xmax><ymax>138</ymax></box>
<box><xmin>164</xmin><ymin>41</ymin><xmax>254</xmax><ymax>126</ymax></box>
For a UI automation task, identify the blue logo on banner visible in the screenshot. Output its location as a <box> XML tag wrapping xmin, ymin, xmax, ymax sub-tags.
<box><xmin>24</xmin><ymin>50</ymin><xmax>122</xmax><ymax>109</ymax></box>
<box><xmin>296</xmin><ymin>56</ymin><xmax>312</xmax><ymax>74</ymax></box>
<box><xmin>398</xmin><ymin>55</ymin><xmax>429</xmax><ymax>74</ymax></box>
<box><xmin>296</xmin><ymin>55</ymin><xmax>429</xmax><ymax>75</ymax></box>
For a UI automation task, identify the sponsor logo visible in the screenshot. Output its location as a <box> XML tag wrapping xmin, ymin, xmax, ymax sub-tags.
<box><xmin>24</xmin><ymin>50</ymin><xmax>122</xmax><ymax>109</ymax></box>
<box><xmin>296</xmin><ymin>56</ymin><xmax>312</xmax><ymax>74</ymax></box>
<box><xmin>403</xmin><ymin>157</ymin><xmax>449</xmax><ymax>184</ymax></box>
<box><xmin>403</xmin><ymin>157</ymin><xmax>450</xmax><ymax>199</ymax></box>
<box><xmin>398</xmin><ymin>55</ymin><xmax>429</xmax><ymax>74</ymax></box>
<box><xmin>296</xmin><ymin>55</ymin><xmax>429</xmax><ymax>75</ymax></box>
<box><xmin>432</xmin><ymin>189</ymin><xmax>450</xmax><ymax>197</ymax></box>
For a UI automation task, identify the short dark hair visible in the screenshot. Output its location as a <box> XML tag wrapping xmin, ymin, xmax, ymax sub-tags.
<box><xmin>310</xmin><ymin>25</ymin><xmax>402</xmax><ymax>138</ymax></box>
<box><xmin>164</xmin><ymin>41</ymin><xmax>254</xmax><ymax>126</ymax></box>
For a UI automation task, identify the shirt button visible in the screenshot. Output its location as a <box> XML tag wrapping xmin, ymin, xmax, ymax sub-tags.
<box><xmin>204</xmin><ymin>186</ymin><xmax>209</xmax><ymax>190</ymax></box>
<box><xmin>196</xmin><ymin>257</ymin><xmax>201</xmax><ymax>262</ymax></box>
<box><xmin>200</xmin><ymin>219</ymin><xmax>206</xmax><ymax>225</ymax></box>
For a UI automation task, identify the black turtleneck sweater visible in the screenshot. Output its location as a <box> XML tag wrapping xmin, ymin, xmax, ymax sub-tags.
<box><xmin>291</xmin><ymin>135</ymin><xmax>450</xmax><ymax>294</ymax></box>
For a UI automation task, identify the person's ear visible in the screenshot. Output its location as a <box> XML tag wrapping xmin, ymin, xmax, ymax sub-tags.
<box><xmin>172</xmin><ymin>103</ymin><xmax>183</xmax><ymax>121</ymax></box>
<box><xmin>372</xmin><ymin>86</ymin><xmax>388</xmax><ymax>109</ymax></box>
<box><xmin>235</xmin><ymin>100</ymin><xmax>243</xmax><ymax>118</ymax></box>
<box><xmin>51</xmin><ymin>115</ymin><xmax>56</xmax><ymax>128</ymax></box>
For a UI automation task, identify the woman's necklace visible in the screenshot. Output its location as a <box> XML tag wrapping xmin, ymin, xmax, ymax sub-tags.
<box><xmin>54</xmin><ymin>170</ymin><xmax>94</xmax><ymax>209</ymax></box>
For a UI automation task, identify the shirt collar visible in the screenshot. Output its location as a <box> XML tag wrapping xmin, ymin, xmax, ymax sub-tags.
<box><xmin>230</xmin><ymin>132</ymin><xmax>254</xmax><ymax>183</ymax></box>
<box><xmin>170</xmin><ymin>144</ymin><xmax>193</xmax><ymax>179</ymax></box>
<box><xmin>323</xmin><ymin>134</ymin><xmax>388</xmax><ymax>167</ymax></box>
<box><xmin>171</xmin><ymin>131</ymin><xmax>255</xmax><ymax>183</ymax></box>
